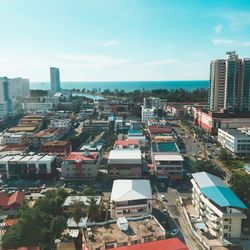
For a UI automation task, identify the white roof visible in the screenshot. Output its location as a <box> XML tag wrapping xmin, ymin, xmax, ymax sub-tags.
<box><xmin>110</xmin><ymin>179</ymin><xmax>152</xmax><ymax>202</ymax></box>
<box><xmin>109</xmin><ymin>149</ymin><xmax>141</xmax><ymax>160</ymax></box>
<box><xmin>192</xmin><ymin>172</ymin><xmax>227</xmax><ymax>188</ymax></box>
<box><xmin>154</xmin><ymin>154</ymin><xmax>184</xmax><ymax>161</ymax></box>
<box><xmin>62</xmin><ymin>196</ymin><xmax>102</xmax><ymax>207</ymax></box>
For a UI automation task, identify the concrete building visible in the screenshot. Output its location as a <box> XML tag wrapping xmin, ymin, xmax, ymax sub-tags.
<box><xmin>0</xmin><ymin>153</ymin><xmax>56</xmax><ymax>179</ymax></box>
<box><xmin>50</xmin><ymin>67</ymin><xmax>61</xmax><ymax>92</ymax></box>
<box><xmin>108</xmin><ymin>150</ymin><xmax>142</xmax><ymax>178</ymax></box>
<box><xmin>1</xmin><ymin>132</ymin><xmax>27</xmax><ymax>145</ymax></box>
<box><xmin>141</xmin><ymin>107</ymin><xmax>156</xmax><ymax>122</ymax></box>
<box><xmin>166</xmin><ymin>105</ymin><xmax>188</xmax><ymax>118</ymax></box>
<box><xmin>49</xmin><ymin>118</ymin><xmax>71</xmax><ymax>129</ymax></box>
<box><xmin>191</xmin><ymin>172</ymin><xmax>247</xmax><ymax>241</ymax></box>
<box><xmin>218</xmin><ymin>128</ymin><xmax>250</xmax><ymax>155</ymax></box>
<box><xmin>143</xmin><ymin>97</ymin><xmax>161</xmax><ymax>109</ymax></box>
<box><xmin>79</xmin><ymin>142</ymin><xmax>104</xmax><ymax>156</ymax></box>
<box><xmin>114</xmin><ymin>139</ymin><xmax>140</xmax><ymax>150</ymax></box>
<box><xmin>151</xmin><ymin>142</ymin><xmax>183</xmax><ymax>180</ymax></box>
<box><xmin>40</xmin><ymin>141</ymin><xmax>72</xmax><ymax>160</ymax></box>
<box><xmin>209</xmin><ymin>52</ymin><xmax>250</xmax><ymax>112</ymax></box>
<box><xmin>61</xmin><ymin>151</ymin><xmax>102</xmax><ymax>179</ymax></box>
<box><xmin>127</xmin><ymin>130</ymin><xmax>147</xmax><ymax>147</ymax></box>
<box><xmin>194</xmin><ymin>109</ymin><xmax>250</xmax><ymax>134</ymax></box>
<box><xmin>110</xmin><ymin>179</ymin><xmax>152</xmax><ymax>219</ymax></box>
<box><xmin>82</xmin><ymin>216</ymin><xmax>166</xmax><ymax>250</ymax></box>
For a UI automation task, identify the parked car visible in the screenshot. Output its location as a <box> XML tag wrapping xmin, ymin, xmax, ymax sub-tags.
<box><xmin>170</xmin><ymin>228</ymin><xmax>178</xmax><ymax>236</ymax></box>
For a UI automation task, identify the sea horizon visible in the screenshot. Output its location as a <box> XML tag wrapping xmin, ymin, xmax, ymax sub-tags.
<box><xmin>30</xmin><ymin>80</ymin><xmax>209</xmax><ymax>92</ymax></box>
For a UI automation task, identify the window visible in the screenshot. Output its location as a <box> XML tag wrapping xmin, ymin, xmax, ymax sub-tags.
<box><xmin>224</xmin><ymin>233</ymin><xmax>228</xmax><ymax>237</ymax></box>
<box><xmin>224</xmin><ymin>225</ymin><xmax>228</xmax><ymax>229</ymax></box>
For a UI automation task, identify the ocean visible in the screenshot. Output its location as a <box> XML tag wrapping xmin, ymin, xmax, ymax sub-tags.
<box><xmin>30</xmin><ymin>80</ymin><xmax>209</xmax><ymax>92</ymax></box>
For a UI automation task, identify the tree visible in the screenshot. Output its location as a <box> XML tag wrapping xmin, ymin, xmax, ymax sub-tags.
<box><xmin>86</xmin><ymin>197</ymin><xmax>99</xmax><ymax>221</ymax></box>
<box><xmin>231</xmin><ymin>172</ymin><xmax>250</xmax><ymax>207</ymax></box>
<box><xmin>81</xmin><ymin>187</ymin><xmax>96</xmax><ymax>196</ymax></box>
<box><xmin>69</xmin><ymin>199</ymin><xmax>87</xmax><ymax>227</ymax></box>
<box><xmin>51</xmin><ymin>216</ymin><xmax>67</xmax><ymax>238</ymax></box>
<box><xmin>191</xmin><ymin>160</ymin><xmax>225</xmax><ymax>179</ymax></box>
<box><xmin>219</xmin><ymin>148</ymin><xmax>232</xmax><ymax>161</ymax></box>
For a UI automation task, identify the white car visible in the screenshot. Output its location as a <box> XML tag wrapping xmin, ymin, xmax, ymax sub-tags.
<box><xmin>170</xmin><ymin>229</ymin><xmax>178</xmax><ymax>236</ymax></box>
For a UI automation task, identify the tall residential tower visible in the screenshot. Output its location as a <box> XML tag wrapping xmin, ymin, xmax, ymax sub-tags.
<box><xmin>209</xmin><ymin>52</ymin><xmax>250</xmax><ymax>112</ymax></box>
<box><xmin>50</xmin><ymin>67</ymin><xmax>61</xmax><ymax>93</ymax></box>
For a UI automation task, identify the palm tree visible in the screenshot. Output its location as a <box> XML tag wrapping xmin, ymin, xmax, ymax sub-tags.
<box><xmin>69</xmin><ymin>199</ymin><xmax>87</xmax><ymax>227</ymax></box>
<box><xmin>86</xmin><ymin>197</ymin><xmax>99</xmax><ymax>221</ymax></box>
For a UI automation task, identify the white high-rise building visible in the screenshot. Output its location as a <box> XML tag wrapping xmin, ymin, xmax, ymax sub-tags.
<box><xmin>50</xmin><ymin>67</ymin><xmax>61</xmax><ymax>92</ymax></box>
<box><xmin>0</xmin><ymin>77</ymin><xmax>30</xmax><ymax>117</ymax></box>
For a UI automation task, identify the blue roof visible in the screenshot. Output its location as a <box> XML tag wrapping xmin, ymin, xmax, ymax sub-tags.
<box><xmin>200</xmin><ymin>186</ymin><xmax>247</xmax><ymax>209</ymax></box>
<box><xmin>192</xmin><ymin>172</ymin><xmax>247</xmax><ymax>209</ymax></box>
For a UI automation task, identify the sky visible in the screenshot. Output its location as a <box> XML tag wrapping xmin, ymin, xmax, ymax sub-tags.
<box><xmin>0</xmin><ymin>0</ymin><xmax>250</xmax><ymax>82</ymax></box>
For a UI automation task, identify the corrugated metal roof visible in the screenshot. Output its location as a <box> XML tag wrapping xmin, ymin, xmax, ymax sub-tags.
<box><xmin>111</xmin><ymin>179</ymin><xmax>152</xmax><ymax>202</ymax></box>
<box><xmin>192</xmin><ymin>172</ymin><xmax>247</xmax><ymax>209</ymax></box>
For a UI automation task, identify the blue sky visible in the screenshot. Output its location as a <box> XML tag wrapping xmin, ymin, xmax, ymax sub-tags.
<box><xmin>0</xmin><ymin>0</ymin><xmax>250</xmax><ymax>81</ymax></box>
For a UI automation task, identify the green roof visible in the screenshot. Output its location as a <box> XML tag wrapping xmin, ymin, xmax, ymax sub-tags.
<box><xmin>152</xmin><ymin>142</ymin><xmax>178</xmax><ymax>152</ymax></box>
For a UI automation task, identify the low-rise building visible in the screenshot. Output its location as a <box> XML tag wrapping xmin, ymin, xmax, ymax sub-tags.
<box><xmin>49</xmin><ymin>118</ymin><xmax>71</xmax><ymax>129</ymax></box>
<box><xmin>218</xmin><ymin>128</ymin><xmax>250</xmax><ymax>155</ymax></box>
<box><xmin>151</xmin><ymin>142</ymin><xmax>183</xmax><ymax>180</ymax></box>
<box><xmin>191</xmin><ymin>172</ymin><xmax>247</xmax><ymax>242</ymax></box>
<box><xmin>2</xmin><ymin>132</ymin><xmax>27</xmax><ymax>145</ymax></box>
<box><xmin>114</xmin><ymin>140</ymin><xmax>140</xmax><ymax>150</ymax></box>
<box><xmin>110</xmin><ymin>179</ymin><xmax>152</xmax><ymax>219</ymax></box>
<box><xmin>166</xmin><ymin>105</ymin><xmax>187</xmax><ymax>118</ymax></box>
<box><xmin>29</xmin><ymin>128</ymin><xmax>66</xmax><ymax>145</ymax></box>
<box><xmin>82</xmin><ymin>215</ymin><xmax>165</xmax><ymax>250</ymax></box>
<box><xmin>61</xmin><ymin>151</ymin><xmax>102</xmax><ymax>179</ymax></box>
<box><xmin>62</xmin><ymin>195</ymin><xmax>102</xmax><ymax>214</ymax></box>
<box><xmin>108</xmin><ymin>150</ymin><xmax>142</xmax><ymax>178</ymax></box>
<box><xmin>141</xmin><ymin>107</ymin><xmax>156</xmax><ymax>122</ymax></box>
<box><xmin>127</xmin><ymin>130</ymin><xmax>147</xmax><ymax>147</ymax></box>
<box><xmin>79</xmin><ymin>142</ymin><xmax>104</xmax><ymax>156</ymax></box>
<box><xmin>194</xmin><ymin>109</ymin><xmax>250</xmax><ymax>134</ymax></box>
<box><xmin>0</xmin><ymin>153</ymin><xmax>56</xmax><ymax>179</ymax></box>
<box><xmin>40</xmin><ymin>140</ymin><xmax>72</xmax><ymax>160</ymax></box>
<box><xmin>0</xmin><ymin>191</ymin><xmax>25</xmax><ymax>216</ymax></box>
<box><xmin>147</xmin><ymin>125</ymin><xmax>173</xmax><ymax>139</ymax></box>
<box><xmin>82</xmin><ymin>119</ymin><xmax>110</xmax><ymax>131</ymax></box>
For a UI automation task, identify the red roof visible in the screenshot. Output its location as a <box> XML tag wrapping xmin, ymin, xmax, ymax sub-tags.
<box><xmin>148</xmin><ymin>126</ymin><xmax>173</xmax><ymax>134</ymax></box>
<box><xmin>115</xmin><ymin>139</ymin><xmax>140</xmax><ymax>147</ymax></box>
<box><xmin>65</xmin><ymin>152</ymin><xmax>98</xmax><ymax>161</ymax></box>
<box><xmin>4</xmin><ymin>219</ymin><xmax>17</xmax><ymax>227</ymax></box>
<box><xmin>0</xmin><ymin>191</ymin><xmax>25</xmax><ymax>209</ymax></box>
<box><xmin>115</xmin><ymin>238</ymin><xmax>188</xmax><ymax>250</ymax></box>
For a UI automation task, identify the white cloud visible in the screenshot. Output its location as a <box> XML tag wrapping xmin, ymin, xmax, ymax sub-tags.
<box><xmin>214</xmin><ymin>24</ymin><xmax>223</xmax><ymax>33</ymax></box>
<box><xmin>97</xmin><ymin>40</ymin><xmax>118</xmax><ymax>47</ymax></box>
<box><xmin>212</xmin><ymin>39</ymin><xmax>235</xmax><ymax>45</ymax></box>
<box><xmin>212</xmin><ymin>39</ymin><xmax>250</xmax><ymax>47</ymax></box>
<box><xmin>142</xmin><ymin>59</ymin><xmax>180</xmax><ymax>66</ymax></box>
<box><xmin>54</xmin><ymin>54</ymin><xmax>129</xmax><ymax>69</ymax></box>
<box><xmin>224</xmin><ymin>11</ymin><xmax>250</xmax><ymax>31</ymax></box>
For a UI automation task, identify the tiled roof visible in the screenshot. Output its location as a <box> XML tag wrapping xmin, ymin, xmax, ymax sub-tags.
<box><xmin>0</xmin><ymin>191</ymin><xmax>25</xmax><ymax>209</ymax></box>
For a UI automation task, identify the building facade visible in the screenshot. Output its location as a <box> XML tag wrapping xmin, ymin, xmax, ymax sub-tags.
<box><xmin>191</xmin><ymin>172</ymin><xmax>247</xmax><ymax>242</ymax></box>
<box><xmin>218</xmin><ymin>128</ymin><xmax>250</xmax><ymax>155</ymax></box>
<box><xmin>50</xmin><ymin>67</ymin><xmax>61</xmax><ymax>92</ymax></box>
<box><xmin>61</xmin><ymin>151</ymin><xmax>102</xmax><ymax>179</ymax></box>
<box><xmin>110</xmin><ymin>179</ymin><xmax>152</xmax><ymax>219</ymax></box>
<box><xmin>209</xmin><ymin>52</ymin><xmax>250</xmax><ymax>112</ymax></box>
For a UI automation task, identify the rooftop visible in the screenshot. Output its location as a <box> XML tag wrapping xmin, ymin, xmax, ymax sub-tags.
<box><xmin>41</xmin><ymin>140</ymin><xmax>71</xmax><ymax>146</ymax></box>
<box><xmin>219</xmin><ymin>128</ymin><xmax>250</xmax><ymax>139</ymax></box>
<box><xmin>154</xmin><ymin>154</ymin><xmax>184</xmax><ymax>162</ymax></box>
<box><xmin>128</xmin><ymin>129</ymin><xmax>143</xmax><ymax>135</ymax></box>
<box><xmin>192</xmin><ymin>172</ymin><xmax>247</xmax><ymax>209</ymax></box>
<box><xmin>65</xmin><ymin>151</ymin><xmax>99</xmax><ymax>161</ymax></box>
<box><xmin>108</xmin><ymin>149</ymin><xmax>141</xmax><ymax>161</ymax></box>
<box><xmin>115</xmin><ymin>139</ymin><xmax>140</xmax><ymax>147</ymax></box>
<box><xmin>148</xmin><ymin>125</ymin><xmax>173</xmax><ymax>134</ymax></box>
<box><xmin>33</xmin><ymin>128</ymin><xmax>63</xmax><ymax>138</ymax></box>
<box><xmin>84</xmin><ymin>216</ymin><xmax>164</xmax><ymax>250</ymax></box>
<box><xmin>62</xmin><ymin>196</ymin><xmax>102</xmax><ymax>207</ymax></box>
<box><xmin>8</xmin><ymin>126</ymin><xmax>37</xmax><ymax>133</ymax></box>
<box><xmin>152</xmin><ymin>142</ymin><xmax>179</xmax><ymax>153</ymax></box>
<box><xmin>114</xmin><ymin>238</ymin><xmax>188</xmax><ymax>250</ymax></box>
<box><xmin>111</xmin><ymin>179</ymin><xmax>152</xmax><ymax>202</ymax></box>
